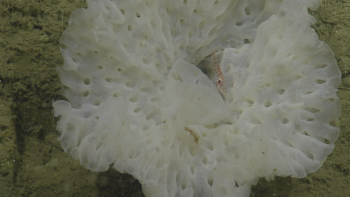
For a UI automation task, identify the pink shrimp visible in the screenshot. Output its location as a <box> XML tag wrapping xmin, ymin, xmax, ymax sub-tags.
<box><xmin>212</xmin><ymin>51</ymin><xmax>231</xmax><ymax>93</ymax></box>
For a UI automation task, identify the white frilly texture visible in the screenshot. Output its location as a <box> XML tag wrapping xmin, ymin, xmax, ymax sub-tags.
<box><xmin>54</xmin><ymin>0</ymin><xmax>341</xmax><ymax>196</ymax></box>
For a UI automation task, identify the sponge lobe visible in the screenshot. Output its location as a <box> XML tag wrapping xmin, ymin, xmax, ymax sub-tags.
<box><xmin>220</xmin><ymin>8</ymin><xmax>340</xmax><ymax>178</ymax></box>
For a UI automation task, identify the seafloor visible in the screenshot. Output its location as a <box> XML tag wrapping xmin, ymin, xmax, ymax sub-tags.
<box><xmin>0</xmin><ymin>0</ymin><xmax>349</xmax><ymax>196</ymax></box>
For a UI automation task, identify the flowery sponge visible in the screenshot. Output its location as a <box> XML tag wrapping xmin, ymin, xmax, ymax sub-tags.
<box><xmin>53</xmin><ymin>0</ymin><xmax>341</xmax><ymax>196</ymax></box>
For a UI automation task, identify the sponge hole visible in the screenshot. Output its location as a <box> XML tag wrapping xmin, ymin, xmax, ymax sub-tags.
<box><xmin>155</xmin><ymin>63</ymin><xmax>163</xmax><ymax>71</ymax></box>
<box><xmin>125</xmin><ymin>82</ymin><xmax>133</xmax><ymax>88</ymax></box>
<box><xmin>84</xmin><ymin>78</ymin><xmax>90</xmax><ymax>85</ymax></box>
<box><xmin>282</xmin><ymin>118</ymin><xmax>289</xmax><ymax>124</ymax></box>
<box><xmin>181</xmin><ymin>180</ymin><xmax>187</xmax><ymax>190</ymax></box>
<box><xmin>302</xmin><ymin>116</ymin><xmax>315</xmax><ymax>122</ymax></box>
<box><xmin>316</xmin><ymin>79</ymin><xmax>326</xmax><ymax>84</ymax></box>
<box><xmin>141</xmin><ymin>87</ymin><xmax>151</xmax><ymax>92</ymax></box>
<box><xmin>250</xmin><ymin>117</ymin><xmax>261</xmax><ymax>124</ymax></box>
<box><xmin>304</xmin><ymin>107</ymin><xmax>319</xmax><ymax>113</ymax></box>
<box><xmin>245</xmin><ymin>7</ymin><xmax>251</xmax><ymax>15</ymax></box>
<box><xmin>146</xmin><ymin>111</ymin><xmax>156</xmax><ymax>120</ymax></box>
<box><xmin>243</xmin><ymin>98</ymin><xmax>254</xmax><ymax>106</ymax></box>
<box><xmin>92</xmin><ymin>99</ymin><xmax>101</xmax><ymax>106</ymax></box>
<box><xmin>277</xmin><ymin>89</ymin><xmax>285</xmax><ymax>95</ymax></box>
<box><xmin>316</xmin><ymin>64</ymin><xmax>327</xmax><ymax>69</ymax></box>
<box><xmin>202</xmin><ymin>156</ymin><xmax>207</xmax><ymax>165</ymax></box>
<box><xmin>180</xmin><ymin>19</ymin><xmax>185</xmax><ymax>25</ymax></box>
<box><xmin>293</xmin><ymin>75</ymin><xmax>302</xmax><ymax>80</ymax></box>
<box><xmin>190</xmin><ymin>165</ymin><xmax>194</xmax><ymax>174</ymax></box>
<box><xmin>306</xmin><ymin>117</ymin><xmax>315</xmax><ymax>121</ymax></box>
<box><xmin>208</xmin><ymin>144</ymin><xmax>213</xmax><ymax>151</ymax></box>
<box><xmin>134</xmin><ymin>107</ymin><xmax>141</xmax><ymax>113</ymax></box>
<box><xmin>303</xmin><ymin>60</ymin><xmax>309</xmax><ymax>65</ymax></box>
<box><xmin>223</xmin><ymin>138</ymin><xmax>229</xmax><ymax>145</ymax></box>
<box><xmin>83</xmin><ymin>91</ymin><xmax>89</xmax><ymax>97</ymax></box>
<box><xmin>207</xmin><ymin>176</ymin><xmax>213</xmax><ymax>187</ymax></box>
<box><xmin>152</xmin><ymin>80</ymin><xmax>159</xmax><ymax>86</ymax></box>
<box><xmin>130</xmin><ymin>96</ymin><xmax>138</xmax><ymax>102</ymax></box>
<box><xmin>142</xmin><ymin>73</ymin><xmax>152</xmax><ymax>80</ymax></box>
<box><xmin>151</xmin><ymin>97</ymin><xmax>159</xmax><ymax>102</ymax></box>
<box><xmin>264</xmin><ymin>101</ymin><xmax>272</xmax><ymax>107</ymax></box>
<box><xmin>305</xmin><ymin>91</ymin><xmax>313</xmax><ymax>95</ymax></box>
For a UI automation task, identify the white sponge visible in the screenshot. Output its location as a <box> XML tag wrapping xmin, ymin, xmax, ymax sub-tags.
<box><xmin>54</xmin><ymin>0</ymin><xmax>341</xmax><ymax>196</ymax></box>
